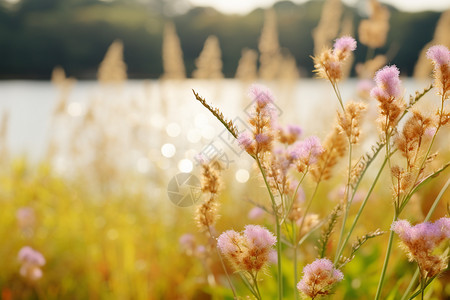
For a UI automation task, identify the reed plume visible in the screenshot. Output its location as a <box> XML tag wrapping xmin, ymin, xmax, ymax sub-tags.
<box><xmin>235</xmin><ymin>48</ymin><xmax>258</xmax><ymax>81</ymax></box>
<box><xmin>312</xmin><ymin>0</ymin><xmax>342</xmax><ymax>56</ymax></box>
<box><xmin>358</xmin><ymin>0</ymin><xmax>390</xmax><ymax>49</ymax></box>
<box><xmin>192</xmin><ymin>35</ymin><xmax>224</xmax><ymax>79</ymax></box>
<box><xmin>97</xmin><ymin>40</ymin><xmax>127</xmax><ymax>84</ymax></box>
<box><xmin>161</xmin><ymin>22</ymin><xmax>186</xmax><ymax>79</ymax></box>
<box><xmin>259</xmin><ymin>9</ymin><xmax>282</xmax><ymax>80</ymax></box>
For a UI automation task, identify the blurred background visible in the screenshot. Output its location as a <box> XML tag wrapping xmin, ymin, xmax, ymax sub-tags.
<box><xmin>0</xmin><ymin>0</ymin><xmax>448</xmax><ymax>78</ymax></box>
<box><xmin>0</xmin><ymin>0</ymin><xmax>449</xmax><ymax>299</ymax></box>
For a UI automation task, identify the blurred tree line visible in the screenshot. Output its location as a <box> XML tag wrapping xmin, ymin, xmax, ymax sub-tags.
<box><xmin>0</xmin><ymin>0</ymin><xmax>442</xmax><ymax>79</ymax></box>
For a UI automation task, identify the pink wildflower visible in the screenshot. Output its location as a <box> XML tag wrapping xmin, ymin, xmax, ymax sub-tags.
<box><xmin>289</xmin><ymin>136</ymin><xmax>324</xmax><ymax>165</ymax></box>
<box><xmin>426</xmin><ymin>45</ymin><xmax>450</xmax><ymax>67</ymax></box>
<box><xmin>333</xmin><ymin>36</ymin><xmax>357</xmax><ymax>56</ymax></box>
<box><xmin>371</xmin><ymin>65</ymin><xmax>402</xmax><ymax>99</ymax></box>
<box><xmin>249</xmin><ymin>84</ymin><xmax>275</xmax><ymax>108</ymax></box>
<box><xmin>244</xmin><ymin>225</ymin><xmax>276</xmax><ymax>249</ymax></box>
<box><xmin>217</xmin><ymin>225</ymin><xmax>276</xmax><ymax>273</ymax></box>
<box><xmin>297</xmin><ymin>258</ymin><xmax>344</xmax><ymax>298</ymax></box>
<box><xmin>237</xmin><ymin>131</ymin><xmax>255</xmax><ymax>154</ymax></box>
<box><xmin>287</xmin><ymin>124</ymin><xmax>302</xmax><ymax>138</ymax></box>
<box><xmin>392</xmin><ymin>218</ymin><xmax>450</xmax><ymax>277</ymax></box>
<box><xmin>18</xmin><ymin>246</ymin><xmax>45</xmax><ymax>281</ymax></box>
<box><xmin>426</xmin><ymin>45</ymin><xmax>450</xmax><ymax>98</ymax></box>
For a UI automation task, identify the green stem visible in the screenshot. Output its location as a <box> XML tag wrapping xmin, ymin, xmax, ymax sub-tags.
<box><xmin>374</xmin><ymin>210</ymin><xmax>398</xmax><ymax>300</ymax></box>
<box><xmin>335</xmin><ymin>141</ymin><xmax>353</xmax><ymax>261</ymax></box>
<box><xmin>400</xmin><ymin>269</ymin><xmax>420</xmax><ymax>300</ymax></box>
<box><xmin>334</xmin><ymin>153</ymin><xmax>389</xmax><ymax>264</ymax></box>
<box><xmin>255</xmin><ymin>155</ymin><xmax>283</xmax><ymax>300</ymax></box>
<box><xmin>298</xmin><ymin>182</ymin><xmax>320</xmax><ymax>239</ymax></box>
<box><xmin>293</xmin><ymin>221</ymin><xmax>298</xmax><ymax>300</ymax></box>
<box><xmin>251</xmin><ymin>273</ymin><xmax>262</xmax><ymax>300</ymax></box>
<box><xmin>239</xmin><ymin>273</ymin><xmax>259</xmax><ymax>299</ymax></box>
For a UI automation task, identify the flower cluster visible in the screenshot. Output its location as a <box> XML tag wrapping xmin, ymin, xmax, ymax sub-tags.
<box><xmin>277</xmin><ymin>124</ymin><xmax>302</xmax><ymax>145</ymax></box>
<box><xmin>391</xmin><ymin>218</ymin><xmax>450</xmax><ymax>278</ymax></box>
<box><xmin>288</xmin><ymin>136</ymin><xmax>324</xmax><ymax>173</ymax></box>
<box><xmin>313</xmin><ymin>36</ymin><xmax>357</xmax><ymax>82</ymax></box>
<box><xmin>297</xmin><ymin>258</ymin><xmax>344</xmax><ymax>299</ymax></box>
<box><xmin>370</xmin><ymin>65</ymin><xmax>405</xmax><ymax>133</ymax></box>
<box><xmin>237</xmin><ymin>85</ymin><xmax>278</xmax><ymax>155</ymax></box>
<box><xmin>18</xmin><ymin>246</ymin><xmax>46</xmax><ymax>281</ymax></box>
<box><xmin>337</xmin><ymin>101</ymin><xmax>367</xmax><ymax>144</ymax></box>
<box><xmin>426</xmin><ymin>45</ymin><xmax>450</xmax><ymax>100</ymax></box>
<box><xmin>394</xmin><ymin>110</ymin><xmax>434</xmax><ymax>170</ymax></box>
<box><xmin>217</xmin><ymin>225</ymin><xmax>276</xmax><ymax>273</ymax></box>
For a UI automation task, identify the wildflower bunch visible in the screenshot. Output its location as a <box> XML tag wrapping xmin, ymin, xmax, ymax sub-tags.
<box><xmin>297</xmin><ymin>258</ymin><xmax>344</xmax><ymax>299</ymax></box>
<box><xmin>313</xmin><ymin>36</ymin><xmax>357</xmax><ymax>83</ymax></box>
<box><xmin>337</xmin><ymin>101</ymin><xmax>367</xmax><ymax>144</ymax></box>
<box><xmin>237</xmin><ymin>84</ymin><xmax>277</xmax><ymax>155</ymax></box>
<box><xmin>288</xmin><ymin>136</ymin><xmax>324</xmax><ymax>174</ymax></box>
<box><xmin>370</xmin><ymin>65</ymin><xmax>405</xmax><ymax>134</ymax></box>
<box><xmin>18</xmin><ymin>246</ymin><xmax>45</xmax><ymax>281</ymax></box>
<box><xmin>392</xmin><ymin>218</ymin><xmax>450</xmax><ymax>278</ymax></box>
<box><xmin>426</xmin><ymin>45</ymin><xmax>450</xmax><ymax>100</ymax></box>
<box><xmin>394</xmin><ymin>110</ymin><xmax>435</xmax><ymax>170</ymax></box>
<box><xmin>217</xmin><ymin>225</ymin><xmax>276</xmax><ymax>273</ymax></box>
<box><xmin>311</xmin><ymin>126</ymin><xmax>347</xmax><ymax>182</ymax></box>
<box><xmin>277</xmin><ymin>124</ymin><xmax>302</xmax><ymax>145</ymax></box>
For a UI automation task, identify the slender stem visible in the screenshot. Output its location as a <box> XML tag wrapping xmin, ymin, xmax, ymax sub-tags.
<box><xmin>374</xmin><ymin>210</ymin><xmax>398</xmax><ymax>300</ymax></box>
<box><xmin>330</xmin><ymin>81</ymin><xmax>345</xmax><ymax>111</ymax></box>
<box><xmin>400</xmin><ymin>269</ymin><xmax>419</xmax><ymax>300</ymax></box>
<box><xmin>251</xmin><ymin>273</ymin><xmax>262</xmax><ymax>300</ymax></box>
<box><xmin>281</xmin><ymin>170</ymin><xmax>308</xmax><ymax>225</ymax></box>
<box><xmin>420</xmin><ymin>278</ymin><xmax>424</xmax><ymax>300</ymax></box>
<box><xmin>255</xmin><ymin>155</ymin><xmax>283</xmax><ymax>300</ymax></box>
<box><xmin>334</xmin><ymin>153</ymin><xmax>389</xmax><ymax>264</ymax></box>
<box><xmin>293</xmin><ymin>220</ymin><xmax>298</xmax><ymax>300</ymax></box>
<box><xmin>239</xmin><ymin>273</ymin><xmax>259</xmax><ymax>299</ymax></box>
<box><xmin>335</xmin><ymin>141</ymin><xmax>353</xmax><ymax>261</ymax></box>
<box><xmin>298</xmin><ymin>182</ymin><xmax>320</xmax><ymax>238</ymax></box>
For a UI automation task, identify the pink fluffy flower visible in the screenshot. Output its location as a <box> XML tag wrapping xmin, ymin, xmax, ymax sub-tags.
<box><xmin>237</xmin><ymin>131</ymin><xmax>255</xmax><ymax>154</ymax></box>
<box><xmin>289</xmin><ymin>136</ymin><xmax>324</xmax><ymax>165</ymax></box>
<box><xmin>244</xmin><ymin>225</ymin><xmax>276</xmax><ymax>249</ymax></box>
<box><xmin>217</xmin><ymin>225</ymin><xmax>276</xmax><ymax>273</ymax></box>
<box><xmin>287</xmin><ymin>124</ymin><xmax>303</xmax><ymax>137</ymax></box>
<box><xmin>297</xmin><ymin>258</ymin><xmax>344</xmax><ymax>298</ymax></box>
<box><xmin>249</xmin><ymin>84</ymin><xmax>275</xmax><ymax>108</ymax></box>
<box><xmin>392</xmin><ymin>218</ymin><xmax>450</xmax><ymax>277</ymax></box>
<box><xmin>18</xmin><ymin>246</ymin><xmax>45</xmax><ymax>281</ymax></box>
<box><xmin>217</xmin><ymin>230</ymin><xmax>242</xmax><ymax>256</ymax></box>
<box><xmin>371</xmin><ymin>65</ymin><xmax>402</xmax><ymax>99</ymax></box>
<box><xmin>426</xmin><ymin>45</ymin><xmax>450</xmax><ymax>67</ymax></box>
<box><xmin>333</xmin><ymin>36</ymin><xmax>357</xmax><ymax>55</ymax></box>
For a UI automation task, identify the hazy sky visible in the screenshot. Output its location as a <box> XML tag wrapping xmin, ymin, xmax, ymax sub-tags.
<box><xmin>188</xmin><ymin>0</ymin><xmax>450</xmax><ymax>15</ymax></box>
